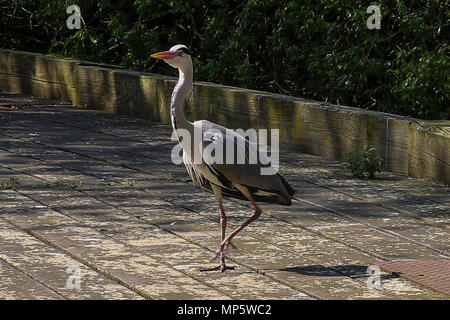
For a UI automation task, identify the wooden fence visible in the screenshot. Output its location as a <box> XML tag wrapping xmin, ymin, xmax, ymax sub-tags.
<box><xmin>0</xmin><ymin>49</ymin><xmax>448</xmax><ymax>185</ymax></box>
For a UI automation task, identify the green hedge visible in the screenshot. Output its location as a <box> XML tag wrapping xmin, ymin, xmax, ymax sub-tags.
<box><xmin>1</xmin><ymin>0</ymin><xmax>448</xmax><ymax>120</ymax></box>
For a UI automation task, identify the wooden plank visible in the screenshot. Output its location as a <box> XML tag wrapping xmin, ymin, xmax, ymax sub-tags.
<box><xmin>0</xmin><ymin>50</ymin><xmax>78</xmax><ymax>102</ymax></box>
<box><xmin>409</xmin><ymin>122</ymin><xmax>450</xmax><ymax>185</ymax></box>
<box><xmin>187</xmin><ymin>83</ymin><xmax>260</xmax><ymax>130</ymax></box>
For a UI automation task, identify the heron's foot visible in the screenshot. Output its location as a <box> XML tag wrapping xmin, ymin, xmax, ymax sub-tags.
<box><xmin>211</xmin><ymin>240</ymin><xmax>231</xmax><ymax>262</ymax></box>
<box><xmin>198</xmin><ymin>264</ymin><xmax>235</xmax><ymax>272</ymax></box>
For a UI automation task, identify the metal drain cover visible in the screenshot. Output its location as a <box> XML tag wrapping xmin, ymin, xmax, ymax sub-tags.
<box><xmin>376</xmin><ymin>260</ymin><xmax>450</xmax><ymax>296</ymax></box>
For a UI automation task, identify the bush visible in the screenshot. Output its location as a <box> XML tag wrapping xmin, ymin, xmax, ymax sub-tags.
<box><xmin>1</xmin><ymin>0</ymin><xmax>448</xmax><ymax>120</ymax></box>
<box><xmin>342</xmin><ymin>145</ymin><xmax>382</xmax><ymax>179</ymax></box>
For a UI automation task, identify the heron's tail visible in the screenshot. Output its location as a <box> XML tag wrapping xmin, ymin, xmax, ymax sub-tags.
<box><xmin>279</xmin><ymin>174</ymin><xmax>296</xmax><ymax>196</ymax></box>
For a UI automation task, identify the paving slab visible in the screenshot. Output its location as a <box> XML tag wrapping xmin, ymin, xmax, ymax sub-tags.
<box><xmin>0</xmin><ymin>93</ymin><xmax>448</xmax><ymax>299</ymax></box>
<box><xmin>0</xmin><ymin>259</ymin><xmax>63</xmax><ymax>300</ymax></box>
<box><xmin>0</xmin><ymin>212</ymin><xmax>143</xmax><ymax>300</ymax></box>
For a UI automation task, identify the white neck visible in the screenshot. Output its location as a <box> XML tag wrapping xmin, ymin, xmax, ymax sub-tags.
<box><xmin>171</xmin><ymin>62</ymin><xmax>194</xmax><ymax>132</ymax></box>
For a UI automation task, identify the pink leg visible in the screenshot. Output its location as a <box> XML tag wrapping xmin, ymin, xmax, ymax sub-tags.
<box><xmin>199</xmin><ymin>198</ymin><xmax>235</xmax><ymax>272</ymax></box>
<box><xmin>219</xmin><ymin>199</ymin><xmax>226</xmax><ymax>241</ymax></box>
<box><xmin>214</xmin><ymin>193</ymin><xmax>262</xmax><ymax>261</ymax></box>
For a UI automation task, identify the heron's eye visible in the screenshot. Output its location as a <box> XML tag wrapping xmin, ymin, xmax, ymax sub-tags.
<box><xmin>180</xmin><ymin>47</ymin><xmax>191</xmax><ymax>55</ymax></box>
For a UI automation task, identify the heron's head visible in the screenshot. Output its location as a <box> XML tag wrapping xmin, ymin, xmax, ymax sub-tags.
<box><xmin>151</xmin><ymin>44</ymin><xmax>192</xmax><ymax>70</ymax></box>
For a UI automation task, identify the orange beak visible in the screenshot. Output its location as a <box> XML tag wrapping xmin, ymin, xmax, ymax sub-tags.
<box><xmin>151</xmin><ymin>50</ymin><xmax>176</xmax><ymax>59</ymax></box>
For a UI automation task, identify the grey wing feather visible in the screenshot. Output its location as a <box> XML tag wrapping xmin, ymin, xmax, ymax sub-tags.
<box><xmin>184</xmin><ymin>120</ymin><xmax>296</xmax><ymax>205</ymax></box>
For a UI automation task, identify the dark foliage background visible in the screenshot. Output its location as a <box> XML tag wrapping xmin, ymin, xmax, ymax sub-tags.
<box><xmin>1</xmin><ymin>0</ymin><xmax>448</xmax><ymax>119</ymax></box>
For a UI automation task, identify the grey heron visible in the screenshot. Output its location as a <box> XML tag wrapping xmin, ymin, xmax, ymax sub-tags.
<box><xmin>151</xmin><ymin>44</ymin><xmax>296</xmax><ymax>272</ymax></box>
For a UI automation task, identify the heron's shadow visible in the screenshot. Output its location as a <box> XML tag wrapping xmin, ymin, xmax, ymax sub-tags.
<box><xmin>280</xmin><ymin>264</ymin><xmax>400</xmax><ymax>280</ymax></box>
